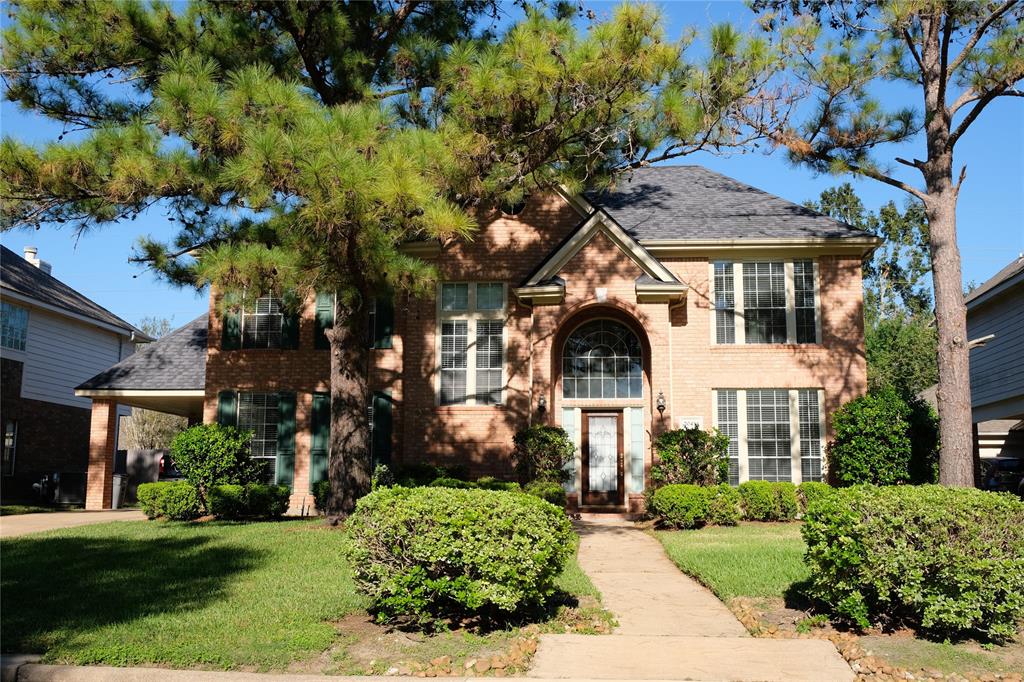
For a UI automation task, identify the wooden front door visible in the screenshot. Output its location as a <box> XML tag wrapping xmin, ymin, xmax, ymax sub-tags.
<box><xmin>581</xmin><ymin>412</ymin><xmax>624</xmax><ymax>506</ymax></box>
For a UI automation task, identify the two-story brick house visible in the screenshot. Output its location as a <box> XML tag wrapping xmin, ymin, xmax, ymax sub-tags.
<box><xmin>77</xmin><ymin>166</ymin><xmax>878</xmax><ymax>512</ymax></box>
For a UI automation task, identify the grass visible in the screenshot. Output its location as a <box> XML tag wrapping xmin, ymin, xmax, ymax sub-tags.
<box><xmin>860</xmin><ymin>636</ymin><xmax>1024</xmax><ymax>677</ymax></box>
<box><xmin>655</xmin><ymin>522</ymin><xmax>809</xmax><ymax>600</ymax></box>
<box><xmin>1</xmin><ymin>518</ymin><xmax>604</xmax><ymax>672</ymax></box>
<box><xmin>1</xmin><ymin>505</ymin><xmax>58</xmax><ymax>516</ymax></box>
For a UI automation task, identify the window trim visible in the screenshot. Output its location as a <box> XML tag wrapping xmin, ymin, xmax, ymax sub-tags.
<box><xmin>2</xmin><ymin>419</ymin><xmax>16</xmax><ymax>477</ymax></box>
<box><xmin>709</xmin><ymin>259</ymin><xmax>821</xmax><ymax>346</ymax></box>
<box><xmin>240</xmin><ymin>295</ymin><xmax>285</xmax><ymax>349</ymax></box>
<box><xmin>434</xmin><ymin>282</ymin><xmax>507</xmax><ymax>407</ymax></box>
<box><xmin>561</xmin><ymin>317</ymin><xmax>645</xmax><ymax>402</ymax></box>
<box><xmin>1</xmin><ymin>301</ymin><xmax>29</xmax><ymax>353</ymax></box>
<box><xmin>712</xmin><ymin>388</ymin><xmax>826</xmax><ymax>484</ymax></box>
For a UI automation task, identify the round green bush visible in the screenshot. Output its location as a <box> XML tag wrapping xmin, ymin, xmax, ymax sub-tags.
<box><xmin>513</xmin><ymin>425</ymin><xmax>575</xmax><ymax>484</ymax></box>
<box><xmin>651</xmin><ymin>427</ymin><xmax>730</xmax><ymax>487</ymax></box>
<box><xmin>524</xmin><ymin>480</ymin><xmax>567</xmax><ymax>507</ymax></box>
<box><xmin>707</xmin><ymin>484</ymin><xmax>741</xmax><ymax>526</ymax></box>
<box><xmin>346</xmin><ymin>486</ymin><xmax>574</xmax><ymax>627</ymax></box>
<box><xmin>802</xmin><ymin>485</ymin><xmax>1024</xmax><ymax>642</ymax></box>
<box><xmin>209</xmin><ymin>484</ymin><xmax>246</xmax><ymax>519</ymax></box>
<box><xmin>429</xmin><ymin>476</ymin><xmax>478</xmax><ymax>489</ymax></box>
<box><xmin>477</xmin><ymin>477</ymin><xmax>521</xmax><ymax>492</ymax></box>
<box><xmin>137</xmin><ymin>481</ymin><xmax>175</xmax><ymax>519</ymax></box>
<box><xmin>243</xmin><ymin>483</ymin><xmax>290</xmax><ymax>518</ymax></box>
<box><xmin>170</xmin><ymin>423</ymin><xmax>265</xmax><ymax>508</ymax></box>
<box><xmin>827</xmin><ymin>387</ymin><xmax>939</xmax><ymax>486</ymax></box>
<box><xmin>797</xmin><ymin>481</ymin><xmax>834</xmax><ymax>514</ymax></box>
<box><xmin>160</xmin><ymin>482</ymin><xmax>202</xmax><ymax>520</ymax></box>
<box><xmin>312</xmin><ymin>479</ymin><xmax>331</xmax><ymax>513</ymax></box>
<box><xmin>650</xmin><ymin>484</ymin><xmax>711</xmax><ymax>528</ymax></box>
<box><xmin>738</xmin><ymin>481</ymin><xmax>798</xmax><ymax>521</ymax></box>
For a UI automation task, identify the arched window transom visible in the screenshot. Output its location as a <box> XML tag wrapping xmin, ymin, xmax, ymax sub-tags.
<box><xmin>562</xmin><ymin>319</ymin><xmax>643</xmax><ymax>399</ymax></box>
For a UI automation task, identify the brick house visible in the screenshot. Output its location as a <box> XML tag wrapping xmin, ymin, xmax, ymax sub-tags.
<box><xmin>77</xmin><ymin>166</ymin><xmax>878</xmax><ymax>512</ymax></box>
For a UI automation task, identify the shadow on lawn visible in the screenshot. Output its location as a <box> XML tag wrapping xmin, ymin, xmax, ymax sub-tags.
<box><xmin>1</xmin><ymin>534</ymin><xmax>265</xmax><ymax>653</ymax></box>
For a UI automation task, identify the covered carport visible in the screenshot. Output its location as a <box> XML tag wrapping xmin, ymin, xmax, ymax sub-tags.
<box><xmin>75</xmin><ymin>315</ymin><xmax>208</xmax><ymax>509</ymax></box>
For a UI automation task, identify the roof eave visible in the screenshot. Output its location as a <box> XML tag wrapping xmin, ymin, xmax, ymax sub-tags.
<box><xmin>1</xmin><ymin>286</ymin><xmax>143</xmax><ymax>338</ymax></box>
<box><xmin>641</xmin><ymin>236</ymin><xmax>881</xmax><ymax>257</ymax></box>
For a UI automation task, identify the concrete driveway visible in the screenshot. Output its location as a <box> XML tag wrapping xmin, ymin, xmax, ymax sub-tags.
<box><xmin>0</xmin><ymin>509</ymin><xmax>147</xmax><ymax>539</ymax></box>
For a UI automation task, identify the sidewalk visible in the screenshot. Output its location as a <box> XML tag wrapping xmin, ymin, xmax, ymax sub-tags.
<box><xmin>0</xmin><ymin>509</ymin><xmax>147</xmax><ymax>539</ymax></box>
<box><xmin>527</xmin><ymin>517</ymin><xmax>854</xmax><ymax>681</ymax></box>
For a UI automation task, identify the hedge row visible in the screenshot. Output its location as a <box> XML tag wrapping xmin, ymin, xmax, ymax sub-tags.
<box><xmin>138</xmin><ymin>482</ymin><xmax>201</xmax><ymax>520</ymax></box>
<box><xmin>138</xmin><ymin>481</ymin><xmax>289</xmax><ymax>520</ymax></box>
<box><xmin>650</xmin><ymin>481</ymin><xmax>833</xmax><ymax>528</ymax></box>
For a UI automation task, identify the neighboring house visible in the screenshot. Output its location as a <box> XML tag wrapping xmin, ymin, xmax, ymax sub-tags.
<box><xmin>966</xmin><ymin>254</ymin><xmax>1024</xmax><ymax>458</ymax></box>
<box><xmin>1</xmin><ymin>245</ymin><xmax>148</xmax><ymax>503</ymax></box>
<box><xmin>77</xmin><ymin>166</ymin><xmax>879</xmax><ymax>512</ymax></box>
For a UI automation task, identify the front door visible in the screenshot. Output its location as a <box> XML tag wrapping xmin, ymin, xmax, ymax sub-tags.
<box><xmin>582</xmin><ymin>412</ymin><xmax>624</xmax><ymax>506</ymax></box>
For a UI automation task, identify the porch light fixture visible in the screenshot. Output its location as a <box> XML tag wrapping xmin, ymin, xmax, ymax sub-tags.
<box><xmin>537</xmin><ymin>396</ymin><xmax>547</xmax><ymax>414</ymax></box>
<box><xmin>656</xmin><ymin>391</ymin><xmax>666</xmax><ymax>415</ymax></box>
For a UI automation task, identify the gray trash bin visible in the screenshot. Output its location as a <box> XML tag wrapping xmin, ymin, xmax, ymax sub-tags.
<box><xmin>112</xmin><ymin>474</ymin><xmax>128</xmax><ymax>509</ymax></box>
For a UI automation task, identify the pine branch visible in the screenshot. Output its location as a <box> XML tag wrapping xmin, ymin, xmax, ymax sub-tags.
<box><xmin>947</xmin><ymin>79</ymin><xmax>1023</xmax><ymax>150</ymax></box>
<box><xmin>947</xmin><ymin>0</ymin><xmax>1019</xmax><ymax>74</ymax></box>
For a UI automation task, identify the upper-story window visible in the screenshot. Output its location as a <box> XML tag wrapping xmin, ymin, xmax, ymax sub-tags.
<box><xmin>1</xmin><ymin>301</ymin><xmax>28</xmax><ymax>352</ymax></box>
<box><xmin>437</xmin><ymin>282</ymin><xmax>506</xmax><ymax>406</ymax></box>
<box><xmin>711</xmin><ymin>260</ymin><xmax>819</xmax><ymax>345</ymax></box>
<box><xmin>242</xmin><ymin>296</ymin><xmax>284</xmax><ymax>349</ymax></box>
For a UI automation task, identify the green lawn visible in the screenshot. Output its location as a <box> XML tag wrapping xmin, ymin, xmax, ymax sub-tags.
<box><xmin>655</xmin><ymin>522</ymin><xmax>810</xmax><ymax>601</ymax></box>
<box><xmin>1</xmin><ymin>518</ymin><xmax>601</xmax><ymax>671</ymax></box>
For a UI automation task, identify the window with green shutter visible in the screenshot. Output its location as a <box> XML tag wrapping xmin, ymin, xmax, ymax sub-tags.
<box><xmin>370</xmin><ymin>295</ymin><xmax>394</xmax><ymax>349</ymax></box>
<box><xmin>315</xmin><ymin>292</ymin><xmax>334</xmax><ymax>350</ymax></box>
<box><xmin>310</xmin><ymin>392</ymin><xmax>330</xmax><ymax>490</ymax></box>
<box><xmin>217</xmin><ymin>390</ymin><xmax>238</xmax><ymax>427</ymax></box>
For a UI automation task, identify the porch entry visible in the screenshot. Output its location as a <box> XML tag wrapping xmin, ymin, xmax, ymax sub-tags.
<box><xmin>581</xmin><ymin>411</ymin><xmax>625</xmax><ymax>506</ymax></box>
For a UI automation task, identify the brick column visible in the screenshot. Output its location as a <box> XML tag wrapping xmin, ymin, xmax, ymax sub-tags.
<box><xmin>85</xmin><ymin>399</ymin><xmax>117</xmax><ymax>510</ymax></box>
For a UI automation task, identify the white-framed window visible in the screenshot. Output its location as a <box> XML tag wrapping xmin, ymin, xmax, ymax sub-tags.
<box><xmin>709</xmin><ymin>260</ymin><xmax>820</xmax><ymax>345</ymax></box>
<box><xmin>436</xmin><ymin>282</ymin><xmax>506</xmax><ymax>406</ymax></box>
<box><xmin>242</xmin><ymin>296</ymin><xmax>284</xmax><ymax>349</ymax></box>
<box><xmin>562</xmin><ymin>319</ymin><xmax>643</xmax><ymax>400</ymax></box>
<box><xmin>1</xmin><ymin>302</ymin><xmax>29</xmax><ymax>352</ymax></box>
<box><xmin>2</xmin><ymin>420</ymin><xmax>16</xmax><ymax>476</ymax></box>
<box><xmin>238</xmin><ymin>392</ymin><xmax>280</xmax><ymax>479</ymax></box>
<box><xmin>712</xmin><ymin>387</ymin><xmax>825</xmax><ymax>484</ymax></box>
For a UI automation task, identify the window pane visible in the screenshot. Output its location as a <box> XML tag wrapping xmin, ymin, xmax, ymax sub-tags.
<box><xmin>441</xmin><ymin>283</ymin><xmax>469</xmax><ymax>311</ymax></box>
<box><xmin>562</xmin><ymin>320</ymin><xmax>643</xmax><ymax>399</ymax></box>
<box><xmin>475</xmin><ymin>320</ymin><xmax>503</xmax><ymax>404</ymax></box>
<box><xmin>1</xmin><ymin>302</ymin><xmax>28</xmax><ymax>351</ymax></box>
<box><xmin>746</xmin><ymin>389</ymin><xmax>791</xmax><ymax>482</ymax></box>
<box><xmin>441</xmin><ymin>320</ymin><xmax>468</xmax><ymax>404</ymax></box>
<box><xmin>717</xmin><ymin>390</ymin><xmax>739</xmax><ymax>485</ymax></box>
<box><xmin>798</xmin><ymin>389</ymin><xmax>823</xmax><ymax>482</ymax></box>
<box><xmin>713</xmin><ymin>262</ymin><xmax>736</xmax><ymax>344</ymax></box>
<box><xmin>743</xmin><ymin>262</ymin><xmax>787</xmax><ymax>344</ymax></box>
<box><xmin>476</xmin><ymin>283</ymin><xmax>504</xmax><ymax>310</ymax></box>
<box><xmin>242</xmin><ymin>296</ymin><xmax>284</xmax><ymax>349</ymax></box>
<box><xmin>238</xmin><ymin>392</ymin><xmax>279</xmax><ymax>482</ymax></box>
<box><xmin>794</xmin><ymin>260</ymin><xmax>817</xmax><ymax>344</ymax></box>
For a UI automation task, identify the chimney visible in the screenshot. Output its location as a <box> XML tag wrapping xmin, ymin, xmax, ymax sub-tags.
<box><xmin>23</xmin><ymin>246</ymin><xmax>53</xmax><ymax>275</ymax></box>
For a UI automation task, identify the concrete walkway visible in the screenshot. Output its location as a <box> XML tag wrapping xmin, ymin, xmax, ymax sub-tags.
<box><xmin>0</xmin><ymin>509</ymin><xmax>146</xmax><ymax>538</ymax></box>
<box><xmin>528</xmin><ymin>517</ymin><xmax>854</xmax><ymax>681</ymax></box>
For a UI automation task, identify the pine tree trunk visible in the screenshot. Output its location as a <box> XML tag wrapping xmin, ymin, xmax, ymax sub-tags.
<box><xmin>324</xmin><ymin>304</ymin><xmax>372</xmax><ymax>516</ymax></box>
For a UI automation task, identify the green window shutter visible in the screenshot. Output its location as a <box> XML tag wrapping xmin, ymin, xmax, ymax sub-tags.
<box><xmin>309</xmin><ymin>392</ymin><xmax>330</xmax><ymax>491</ymax></box>
<box><xmin>217</xmin><ymin>391</ymin><xmax>238</xmax><ymax>427</ymax></box>
<box><xmin>371</xmin><ymin>391</ymin><xmax>393</xmax><ymax>467</ymax></box>
<box><xmin>314</xmin><ymin>292</ymin><xmax>334</xmax><ymax>350</ymax></box>
<box><xmin>275</xmin><ymin>392</ymin><xmax>296</xmax><ymax>488</ymax></box>
<box><xmin>221</xmin><ymin>311</ymin><xmax>241</xmax><ymax>350</ymax></box>
<box><xmin>372</xmin><ymin>295</ymin><xmax>394</xmax><ymax>349</ymax></box>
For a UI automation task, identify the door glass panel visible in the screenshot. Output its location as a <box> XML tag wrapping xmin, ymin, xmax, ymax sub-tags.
<box><xmin>588</xmin><ymin>416</ymin><xmax>618</xmax><ymax>492</ymax></box>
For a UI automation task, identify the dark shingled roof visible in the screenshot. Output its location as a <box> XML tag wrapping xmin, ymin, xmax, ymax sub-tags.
<box><xmin>585</xmin><ymin>166</ymin><xmax>871</xmax><ymax>241</ymax></box>
<box><xmin>77</xmin><ymin>315</ymin><xmax>208</xmax><ymax>391</ymax></box>
<box><xmin>1</xmin><ymin>244</ymin><xmax>144</xmax><ymax>336</ymax></box>
<box><xmin>966</xmin><ymin>254</ymin><xmax>1024</xmax><ymax>308</ymax></box>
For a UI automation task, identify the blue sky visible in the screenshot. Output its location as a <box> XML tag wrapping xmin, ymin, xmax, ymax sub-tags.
<box><xmin>1</xmin><ymin>1</ymin><xmax>1021</xmax><ymax>329</ymax></box>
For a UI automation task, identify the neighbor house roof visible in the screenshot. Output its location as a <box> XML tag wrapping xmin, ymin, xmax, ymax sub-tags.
<box><xmin>965</xmin><ymin>254</ymin><xmax>1024</xmax><ymax>310</ymax></box>
<box><xmin>76</xmin><ymin>314</ymin><xmax>208</xmax><ymax>392</ymax></box>
<box><xmin>1</xmin><ymin>244</ymin><xmax>146</xmax><ymax>338</ymax></box>
<box><xmin>584</xmin><ymin>166</ymin><xmax>872</xmax><ymax>242</ymax></box>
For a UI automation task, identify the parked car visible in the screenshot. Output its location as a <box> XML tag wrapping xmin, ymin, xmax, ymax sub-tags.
<box><xmin>980</xmin><ymin>457</ymin><xmax>1024</xmax><ymax>497</ymax></box>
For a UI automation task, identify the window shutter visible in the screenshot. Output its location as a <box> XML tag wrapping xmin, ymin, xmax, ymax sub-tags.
<box><xmin>281</xmin><ymin>309</ymin><xmax>300</xmax><ymax>350</ymax></box>
<box><xmin>275</xmin><ymin>392</ymin><xmax>296</xmax><ymax>488</ymax></box>
<box><xmin>314</xmin><ymin>292</ymin><xmax>334</xmax><ymax>350</ymax></box>
<box><xmin>221</xmin><ymin>311</ymin><xmax>241</xmax><ymax>350</ymax></box>
<box><xmin>372</xmin><ymin>295</ymin><xmax>394</xmax><ymax>350</ymax></box>
<box><xmin>309</xmin><ymin>392</ymin><xmax>330</xmax><ymax>491</ymax></box>
<box><xmin>370</xmin><ymin>391</ymin><xmax>392</xmax><ymax>467</ymax></box>
<box><xmin>217</xmin><ymin>390</ymin><xmax>238</xmax><ymax>427</ymax></box>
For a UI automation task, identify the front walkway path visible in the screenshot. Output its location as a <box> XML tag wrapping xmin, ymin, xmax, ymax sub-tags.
<box><xmin>528</xmin><ymin>517</ymin><xmax>854</xmax><ymax>681</ymax></box>
<box><xmin>0</xmin><ymin>509</ymin><xmax>146</xmax><ymax>539</ymax></box>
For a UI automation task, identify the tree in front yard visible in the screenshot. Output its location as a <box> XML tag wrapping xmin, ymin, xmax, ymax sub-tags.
<box><xmin>753</xmin><ymin>0</ymin><xmax>1024</xmax><ymax>486</ymax></box>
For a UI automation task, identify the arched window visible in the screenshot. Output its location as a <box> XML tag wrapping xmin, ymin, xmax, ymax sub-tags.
<box><xmin>562</xmin><ymin>319</ymin><xmax>643</xmax><ymax>399</ymax></box>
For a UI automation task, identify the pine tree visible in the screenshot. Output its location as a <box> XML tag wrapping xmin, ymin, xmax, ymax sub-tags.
<box><xmin>2</xmin><ymin>2</ymin><xmax>787</xmax><ymax>513</ymax></box>
<box><xmin>754</xmin><ymin>0</ymin><xmax>1023</xmax><ymax>486</ymax></box>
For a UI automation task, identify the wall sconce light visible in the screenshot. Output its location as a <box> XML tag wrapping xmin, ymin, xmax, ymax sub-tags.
<box><xmin>656</xmin><ymin>391</ymin><xmax>666</xmax><ymax>415</ymax></box>
<box><xmin>538</xmin><ymin>396</ymin><xmax>547</xmax><ymax>414</ymax></box>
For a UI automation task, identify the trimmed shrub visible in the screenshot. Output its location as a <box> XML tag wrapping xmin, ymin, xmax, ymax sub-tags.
<box><xmin>208</xmin><ymin>484</ymin><xmax>246</xmax><ymax>519</ymax></box>
<box><xmin>137</xmin><ymin>481</ymin><xmax>175</xmax><ymax>519</ymax></box>
<box><xmin>160</xmin><ymin>482</ymin><xmax>202</xmax><ymax>520</ymax></box>
<box><xmin>827</xmin><ymin>388</ymin><xmax>939</xmax><ymax>486</ymax></box>
<box><xmin>797</xmin><ymin>481</ymin><xmax>834</xmax><ymax>514</ymax></box>
<box><xmin>650</xmin><ymin>484</ymin><xmax>711</xmax><ymax>529</ymax></box>
<box><xmin>169</xmin><ymin>424</ymin><xmax>264</xmax><ymax>508</ymax></box>
<box><xmin>477</xmin><ymin>477</ymin><xmax>521</xmax><ymax>492</ymax></box>
<box><xmin>243</xmin><ymin>483</ymin><xmax>290</xmax><ymax>518</ymax></box>
<box><xmin>371</xmin><ymin>464</ymin><xmax>395</xmax><ymax>489</ymax></box>
<box><xmin>738</xmin><ymin>481</ymin><xmax>798</xmax><ymax>521</ymax></box>
<box><xmin>651</xmin><ymin>427</ymin><xmax>730</xmax><ymax>487</ymax></box>
<box><xmin>429</xmin><ymin>477</ymin><xmax>478</xmax><ymax>489</ymax></box>
<box><xmin>312</xmin><ymin>479</ymin><xmax>331</xmax><ymax>513</ymax></box>
<box><xmin>513</xmin><ymin>425</ymin><xmax>574</xmax><ymax>484</ymax></box>
<box><xmin>346</xmin><ymin>486</ymin><xmax>574</xmax><ymax>626</ymax></box>
<box><xmin>802</xmin><ymin>485</ymin><xmax>1024</xmax><ymax>642</ymax></box>
<box><xmin>524</xmin><ymin>480</ymin><xmax>567</xmax><ymax>507</ymax></box>
<box><xmin>707</xmin><ymin>484</ymin><xmax>741</xmax><ymax>526</ymax></box>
